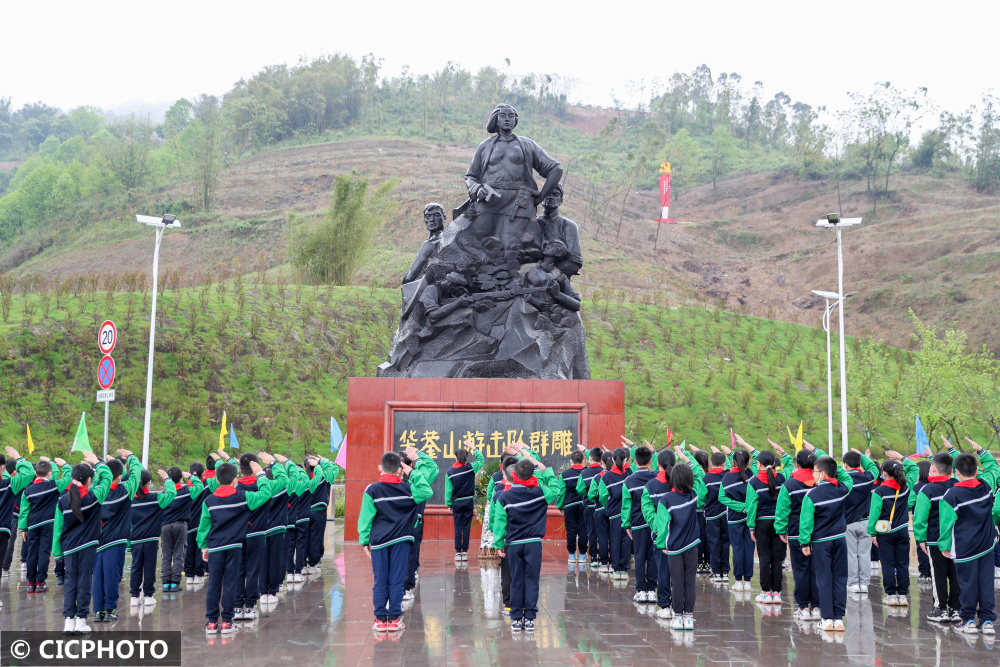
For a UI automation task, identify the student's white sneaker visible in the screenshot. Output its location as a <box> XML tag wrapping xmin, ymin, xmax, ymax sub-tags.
<box><xmin>833</xmin><ymin>619</ymin><xmax>845</xmax><ymax>632</ymax></box>
<box><xmin>882</xmin><ymin>595</ymin><xmax>895</xmax><ymax>606</ymax></box>
<box><xmin>960</xmin><ymin>620</ymin><xmax>980</xmax><ymax>634</ymax></box>
<box><xmin>755</xmin><ymin>592</ymin><xmax>770</xmax><ymax>603</ymax></box>
<box><xmin>982</xmin><ymin>621</ymin><xmax>996</xmax><ymax>635</ymax></box>
<box><xmin>243</xmin><ymin>606</ymin><xmax>258</xmax><ymax>620</ymax></box>
<box><xmin>671</xmin><ymin>616</ymin><xmax>684</xmax><ymax>630</ymax></box>
<box><xmin>732</xmin><ymin>582</ymin><xmax>743</xmax><ymax>592</ymax></box>
<box><xmin>74</xmin><ymin>617</ymin><xmax>91</xmax><ymax>634</ymax></box>
<box><xmin>897</xmin><ymin>595</ymin><xmax>909</xmax><ymax>606</ymax></box>
<box><xmin>742</xmin><ymin>581</ymin><xmax>752</xmax><ymax>591</ymax></box>
<box><xmin>130</xmin><ymin>597</ymin><xmax>141</xmax><ymax>607</ymax></box>
<box><xmin>233</xmin><ymin>607</ymin><xmax>246</xmax><ymax>620</ymax></box>
<box><xmin>793</xmin><ymin>608</ymin><xmax>811</xmax><ymax>621</ymax></box>
<box><xmin>683</xmin><ymin>613</ymin><xmax>694</xmax><ymax>630</ymax></box>
<box><xmin>633</xmin><ymin>592</ymin><xmax>645</xmax><ymax>603</ymax></box>
<box><xmin>63</xmin><ymin>618</ymin><xmax>76</xmax><ymax>635</ymax></box>
<box><xmin>402</xmin><ymin>590</ymin><xmax>415</xmax><ymax>601</ymax></box>
<box><xmin>191</xmin><ymin>576</ymin><xmax>205</xmax><ymax>584</ymax></box>
<box><xmin>278</xmin><ymin>584</ymin><xmax>287</xmax><ymax>593</ymax></box>
<box><xmin>770</xmin><ymin>593</ymin><xmax>782</xmax><ymax>605</ymax></box>
<box><xmin>142</xmin><ymin>596</ymin><xmax>156</xmax><ymax>607</ymax></box>
<box><xmin>656</xmin><ymin>606</ymin><xmax>674</xmax><ymax>619</ymax></box>
<box><xmin>810</xmin><ymin>607</ymin><xmax>822</xmax><ymax>620</ymax></box>
<box><xmin>816</xmin><ymin>619</ymin><xmax>835</xmax><ymax>632</ymax></box>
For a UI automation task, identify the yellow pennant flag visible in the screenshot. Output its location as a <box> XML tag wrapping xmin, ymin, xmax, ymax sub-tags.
<box><xmin>27</xmin><ymin>424</ymin><xmax>35</xmax><ymax>455</ymax></box>
<box><xmin>219</xmin><ymin>411</ymin><xmax>227</xmax><ymax>451</ymax></box>
<box><xmin>787</xmin><ymin>422</ymin><xmax>804</xmax><ymax>452</ymax></box>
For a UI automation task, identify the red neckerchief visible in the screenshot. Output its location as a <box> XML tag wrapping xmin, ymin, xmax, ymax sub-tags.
<box><xmin>656</xmin><ymin>471</ymin><xmax>668</xmax><ymax>484</ymax></box>
<box><xmin>825</xmin><ymin>477</ymin><xmax>839</xmax><ymax>486</ymax></box>
<box><xmin>451</xmin><ymin>462</ymin><xmax>467</xmax><ymax>469</ymax></box>
<box><xmin>502</xmin><ymin>481</ymin><xmax>512</xmax><ymax>491</ymax></box>
<box><xmin>956</xmin><ymin>479</ymin><xmax>981</xmax><ymax>488</ymax></box>
<box><xmin>588</xmin><ymin>463</ymin><xmax>602</xmax><ymax>468</ymax></box>
<box><xmin>136</xmin><ymin>486</ymin><xmax>149</xmax><ymax>497</ymax></box>
<box><xmin>729</xmin><ymin>466</ymin><xmax>740</xmax><ymax>473</ymax></box>
<box><xmin>882</xmin><ymin>479</ymin><xmax>901</xmax><ymax>491</ymax></box>
<box><xmin>846</xmin><ymin>467</ymin><xmax>864</xmax><ymax>472</ymax></box>
<box><xmin>708</xmin><ymin>467</ymin><xmax>725</xmax><ymax>475</ymax></box>
<box><xmin>237</xmin><ymin>475</ymin><xmax>257</xmax><ymax>486</ymax></box>
<box><xmin>203</xmin><ymin>471</ymin><xmax>216</xmax><ymax>480</ymax></box>
<box><xmin>610</xmin><ymin>466</ymin><xmax>626</xmax><ymax>475</ymax></box>
<box><xmin>379</xmin><ymin>474</ymin><xmax>402</xmax><ymax>484</ymax></box>
<box><xmin>755</xmin><ymin>471</ymin><xmax>772</xmax><ymax>484</ymax></box>
<box><xmin>928</xmin><ymin>475</ymin><xmax>950</xmax><ymax>483</ymax></box>
<box><xmin>570</xmin><ymin>464</ymin><xmax>585</xmax><ymax>470</ymax></box>
<box><xmin>214</xmin><ymin>486</ymin><xmax>237</xmax><ymax>497</ymax></box>
<box><xmin>636</xmin><ymin>465</ymin><xmax>651</xmax><ymax>470</ymax></box>
<box><xmin>174</xmin><ymin>482</ymin><xmax>184</xmax><ymax>490</ymax></box>
<box><xmin>791</xmin><ymin>469</ymin><xmax>815</xmax><ymax>486</ymax></box>
<box><xmin>110</xmin><ymin>482</ymin><xmax>119</xmax><ymax>490</ymax></box>
<box><xmin>599</xmin><ymin>470</ymin><xmax>607</xmax><ymax>477</ymax></box>
<box><xmin>512</xmin><ymin>473</ymin><xmax>539</xmax><ymax>488</ymax></box>
<box><xmin>33</xmin><ymin>477</ymin><xmax>47</xmax><ymax>484</ymax></box>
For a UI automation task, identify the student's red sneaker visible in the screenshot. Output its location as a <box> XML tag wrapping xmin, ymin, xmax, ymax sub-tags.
<box><xmin>372</xmin><ymin>620</ymin><xmax>388</xmax><ymax>633</ymax></box>
<box><xmin>387</xmin><ymin>619</ymin><xmax>405</xmax><ymax>633</ymax></box>
<box><xmin>220</xmin><ymin>622</ymin><xmax>238</xmax><ymax>635</ymax></box>
<box><xmin>27</xmin><ymin>583</ymin><xmax>36</xmax><ymax>594</ymax></box>
<box><xmin>205</xmin><ymin>622</ymin><xmax>219</xmax><ymax>634</ymax></box>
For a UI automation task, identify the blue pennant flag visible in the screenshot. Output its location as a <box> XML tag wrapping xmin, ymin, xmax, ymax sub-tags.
<box><xmin>915</xmin><ymin>415</ymin><xmax>929</xmax><ymax>456</ymax></box>
<box><xmin>330</xmin><ymin>417</ymin><xmax>344</xmax><ymax>453</ymax></box>
<box><xmin>230</xmin><ymin>424</ymin><xmax>240</xmax><ymax>450</ymax></box>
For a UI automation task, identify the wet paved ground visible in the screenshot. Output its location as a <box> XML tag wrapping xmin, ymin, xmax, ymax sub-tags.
<box><xmin>4</xmin><ymin>530</ymin><xmax>1000</xmax><ymax>666</ymax></box>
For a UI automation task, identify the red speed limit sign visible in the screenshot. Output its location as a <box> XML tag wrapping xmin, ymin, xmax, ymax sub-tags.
<box><xmin>99</xmin><ymin>320</ymin><xmax>117</xmax><ymax>355</ymax></box>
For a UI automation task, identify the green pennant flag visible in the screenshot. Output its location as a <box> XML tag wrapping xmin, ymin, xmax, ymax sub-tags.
<box><xmin>71</xmin><ymin>413</ymin><xmax>92</xmax><ymax>453</ymax></box>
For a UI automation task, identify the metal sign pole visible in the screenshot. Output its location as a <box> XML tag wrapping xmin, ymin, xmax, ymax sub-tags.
<box><xmin>104</xmin><ymin>400</ymin><xmax>109</xmax><ymax>460</ymax></box>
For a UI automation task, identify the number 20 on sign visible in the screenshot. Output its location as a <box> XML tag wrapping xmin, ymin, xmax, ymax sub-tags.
<box><xmin>99</xmin><ymin>320</ymin><xmax>117</xmax><ymax>355</ymax></box>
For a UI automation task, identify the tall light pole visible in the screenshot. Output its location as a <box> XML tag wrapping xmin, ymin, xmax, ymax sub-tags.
<box><xmin>814</xmin><ymin>213</ymin><xmax>862</xmax><ymax>455</ymax></box>
<box><xmin>136</xmin><ymin>214</ymin><xmax>181</xmax><ymax>467</ymax></box>
<box><xmin>811</xmin><ymin>289</ymin><xmax>857</xmax><ymax>454</ymax></box>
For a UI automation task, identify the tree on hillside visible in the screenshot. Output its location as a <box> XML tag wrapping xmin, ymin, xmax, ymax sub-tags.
<box><xmin>974</xmin><ymin>95</ymin><xmax>1000</xmax><ymax>194</ymax></box>
<box><xmin>709</xmin><ymin>125</ymin><xmax>739</xmax><ymax>189</ymax></box>
<box><xmin>287</xmin><ymin>173</ymin><xmax>396</xmax><ymax>285</ymax></box>
<box><xmin>101</xmin><ymin>114</ymin><xmax>151</xmax><ymax>194</ymax></box>
<box><xmin>848</xmin><ymin>337</ymin><xmax>893</xmax><ymax>443</ymax></box>
<box><xmin>663</xmin><ymin>129</ymin><xmax>704</xmax><ymax>200</ymax></box>
<box><xmin>191</xmin><ymin>95</ymin><xmax>223</xmax><ymax>210</ymax></box>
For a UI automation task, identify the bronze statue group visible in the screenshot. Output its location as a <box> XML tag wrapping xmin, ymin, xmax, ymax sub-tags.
<box><xmin>361</xmin><ymin>433</ymin><xmax>1000</xmax><ymax>638</ymax></box>
<box><xmin>0</xmin><ymin>444</ymin><xmax>338</xmax><ymax>635</ymax></box>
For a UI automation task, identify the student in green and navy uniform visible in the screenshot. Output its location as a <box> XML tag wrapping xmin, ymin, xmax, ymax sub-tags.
<box><xmin>128</xmin><ymin>468</ymin><xmax>177</xmax><ymax>605</ymax></box>
<box><xmin>719</xmin><ymin>437</ymin><xmax>759</xmax><ymax>590</ymax></box>
<box><xmin>588</xmin><ymin>451</ymin><xmax>614</xmax><ymax>571</ymax></box>
<box><xmin>0</xmin><ymin>448</ymin><xmax>35</xmax><ymax>586</ymax></box>
<box><xmin>403</xmin><ymin>446</ymin><xmax>439</xmax><ymax>598</ymax></box>
<box><xmin>20</xmin><ymin>456</ymin><xmax>73</xmax><ymax>593</ymax></box>
<box><xmin>746</xmin><ymin>443</ymin><xmax>793</xmax><ymax>605</ymax></box>
<box><xmin>621</xmin><ymin>446</ymin><xmax>657</xmax><ymax>600</ymax></box>
<box><xmin>445</xmin><ymin>439</ymin><xmax>484</xmax><ymax>560</ymax></box>
<box><xmin>91</xmin><ymin>451</ymin><xmax>142</xmax><ymax>622</ymax></box>
<box><xmin>576</xmin><ymin>447</ymin><xmax>605</xmax><ymax>567</ymax></box>
<box><xmin>867</xmin><ymin>451</ymin><xmax>919</xmax><ymax>606</ymax></box>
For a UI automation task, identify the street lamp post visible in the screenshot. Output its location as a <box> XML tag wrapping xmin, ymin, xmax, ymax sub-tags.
<box><xmin>136</xmin><ymin>214</ymin><xmax>181</xmax><ymax>468</ymax></box>
<box><xmin>814</xmin><ymin>213</ymin><xmax>862</xmax><ymax>455</ymax></box>
<box><xmin>811</xmin><ymin>289</ymin><xmax>857</xmax><ymax>454</ymax></box>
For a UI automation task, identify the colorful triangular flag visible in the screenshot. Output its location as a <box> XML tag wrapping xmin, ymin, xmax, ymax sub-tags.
<box><xmin>219</xmin><ymin>411</ymin><xmax>227</xmax><ymax>451</ymax></box>
<box><xmin>730</xmin><ymin>428</ymin><xmax>735</xmax><ymax>450</ymax></box>
<box><xmin>330</xmin><ymin>417</ymin><xmax>344</xmax><ymax>453</ymax></box>
<box><xmin>229</xmin><ymin>424</ymin><xmax>240</xmax><ymax>450</ymax></box>
<box><xmin>915</xmin><ymin>415</ymin><xmax>929</xmax><ymax>456</ymax></box>
<box><xmin>71</xmin><ymin>413</ymin><xmax>92</xmax><ymax>453</ymax></box>
<box><xmin>665</xmin><ymin>429</ymin><xmax>673</xmax><ymax>447</ymax></box>
<box><xmin>27</xmin><ymin>424</ymin><xmax>35</xmax><ymax>455</ymax></box>
<box><xmin>786</xmin><ymin>422</ymin><xmax>804</xmax><ymax>452</ymax></box>
<box><xmin>334</xmin><ymin>435</ymin><xmax>347</xmax><ymax>469</ymax></box>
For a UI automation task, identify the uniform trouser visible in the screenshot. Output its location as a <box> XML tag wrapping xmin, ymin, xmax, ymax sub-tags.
<box><xmin>129</xmin><ymin>540</ymin><xmax>158</xmax><ymax>598</ymax></box>
<box><xmin>307</xmin><ymin>510</ymin><xmax>327</xmax><ymax>566</ymax></box>
<box><xmin>564</xmin><ymin>504</ymin><xmax>587</xmax><ymax>555</ymax></box>
<box><xmin>916</xmin><ymin>539</ymin><xmax>931</xmax><ymax>577</ymax></box>
<box><xmin>206</xmin><ymin>548</ymin><xmax>243</xmax><ymax>624</ymax></box>
<box><xmin>609</xmin><ymin>516</ymin><xmax>632</xmax><ymax>572</ymax></box>
<box><xmin>371</xmin><ymin>541</ymin><xmax>411</xmax><ymax>621</ymax></box>
<box><xmin>584</xmin><ymin>506</ymin><xmax>598</xmax><ymax>560</ymax></box>
<box><xmin>236</xmin><ymin>535</ymin><xmax>264</xmax><ymax>608</ymax></box>
<box><xmin>632</xmin><ymin>528</ymin><xmax>657</xmax><ymax>592</ymax></box>
<box><xmin>288</xmin><ymin>522</ymin><xmax>308</xmax><ymax>573</ymax></box>
<box><xmin>0</xmin><ymin>533</ymin><xmax>8</xmax><ymax>577</ymax></box>
<box><xmin>63</xmin><ymin>546</ymin><xmax>97</xmax><ymax>619</ymax></box>
<box><xmin>2</xmin><ymin>527</ymin><xmax>15</xmax><ymax>570</ymax></box>
<box><xmin>266</xmin><ymin>532</ymin><xmax>286</xmax><ymax>595</ymax></box>
<box><xmin>706</xmin><ymin>516</ymin><xmax>730</xmax><ymax>575</ymax></box>
<box><xmin>285</xmin><ymin>526</ymin><xmax>297</xmax><ymax>573</ymax></box>
<box><xmin>595</xmin><ymin>510</ymin><xmax>610</xmax><ymax>565</ymax></box>
<box><xmin>159</xmin><ymin>521</ymin><xmax>187</xmax><ymax>584</ymax></box>
<box><xmin>928</xmin><ymin>544</ymin><xmax>960</xmax><ymax>611</ymax></box>
<box><xmin>813</xmin><ymin>538</ymin><xmax>847</xmax><ymax>620</ymax></box>
<box><xmin>728</xmin><ymin>521</ymin><xmax>754</xmax><ymax>581</ymax></box>
<box><xmin>697</xmin><ymin>512</ymin><xmax>709</xmax><ymax>564</ymax></box>
<box><xmin>26</xmin><ymin>524</ymin><xmax>54</xmax><ymax>584</ymax></box>
<box><xmin>404</xmin><ymin>520</ymin><xmax>424</xmax><ymax>590</ymax></box>
<box><xmin>451</xmin><ymin>502</ymin><xmax>473</xmax><ymax>553</ymax></box>
<box><xmin>877</xmin><ymin>529</ymin><xmax>910</xmax><ymax>596</ymax></box>
<box><xmin>508</xmin><ymin>542</ymin><xmax>542</xmax><ymax>621</ymax></box>
<box><xmin>994</xmin><ymin>540</ymin><xmax>1000</xmax><ymax>567</ymax></box>
<box><xmin>669</xmin><ymin>548</ymin><xmax>698</xmax><ymax>615</ymax></box>
<box><xmin>184</xmin><ymin>531</ymin><xmax>206</xmax><ymax>577</ymax></box>
<box><xmin>55</xmin><ymin>556</ymin><xmax>64</xmax><ymax>579</ymax></box>
<box><xmin>956</xmin><ymin>552</ymin><xmax>997</xmax><ymax>624</ymax></box>
<box><xmin>789</xmin><ymin>539</ymin><xmax>819</xmax><ymax>609</ymax></box>
<box><xmin>91</xmin><ymin>544</ymin><xmax>126</xmax><ymax>611</ymax></box>
<box><xmin>655</xmin><ymin>548</ymin><xmax>672</xmax><ymax>608</ymax></box>
<box><xmin>754</xmin><ymin>519</ymin><xmax>786</xmax><ymax>592</ymax></box>
<box><xmin>845</xmin><ymin>521</ymin><xmax>871</xmax><ymax>587</ymax></box>
<box><xmin>500</xmin><ymin>553</ymin><xmax>511</xmax><ymax>606</ymax></box>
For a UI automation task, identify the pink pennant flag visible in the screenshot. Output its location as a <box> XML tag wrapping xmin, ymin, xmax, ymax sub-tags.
<box><xmin>730</xmin><ymin>428</ymin><xmax>735</xmax><ymax>449</ymax></box>
<box><xmin>334</xmin><ymin>436</ymin><xmax>347</xmax><ymax>469</ymax></box>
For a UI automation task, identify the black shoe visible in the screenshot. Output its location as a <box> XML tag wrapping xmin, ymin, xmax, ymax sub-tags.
<box><xmin>56</xmin><ymin>577</ymin><xmax>64</xmax><ymax>586</ymax></box>
<box><xmin>105</xmin><ymin>610</ymin><xmax>118</xmax><ymax>622</ymax></box>
<box><xmin>927</xmin><ymin>608</ymin><xmax>948</xmax><ymax>623</ymax></box>
<box><xmin>35</xmin><ymin>583</ymin><xmax>48</xmax><ymax>593</ymax></box>
<box><xmin>94</xmin><ymin>611</ymin><xmax>107</xmax><ymax>623</ymax></box>
<box><xmin>27</xmin><ymin>583</ymin><xmax>36</xmax><ymax>594</ymax></box>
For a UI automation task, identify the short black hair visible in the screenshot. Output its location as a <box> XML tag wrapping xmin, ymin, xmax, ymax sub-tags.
<box><xmin>671</xmin><ymin>464</ymin><xmax>694</xmax><ymax>494</ymax></box>
<box><xmin>931</xmin><ymin>452</ymin><xmax>953</xmax><ymax>476</ymax></box>
<box><xmin>795</xmin><ymin>450</ymin><xmax>816</xmax><ymax>470</ymax></box>
<box><xmin>500</xmin><ymin>455</ymin><xmax>517</xmax><ymax>472</ymax></box>
<box><xmin>917</xmin><ymin>459</ymin><xmax>931</xmax><ymax>483</ymax></box>
<box><xmin>239</xmin><ymin>453</ymin><xmax>258</xmax><ymax>477</ymax></box>
<box><xmin>815</xmin><ymin>456</ymin><xmax>837</xmax><ymax>478</ymax></box>
<box><xmin>590</xmin><ymin>447</ymin><xmax>603</xmax><ymax>462</ymax></box>
<box><xmin>955</xmin><ymin>453</ymin><xmax>978</xmax><ymax>478</ymax></box>
<box><xmin>381</xmin><ymin>452</ymin><xmax>401</xmax><ymax>475</ymax></box>
<box><xmin>35</xmin><ymin>460</ymin><xmax>52</xmax><ymax>477</ymax></box>
<box><xmin>4</xmin><ymin>459</ymin><xmax>15</xmax><ymax>475</ymax></box>
<box><xmin>710</xmin><ymin>452</ymin><xmax>726</xmax><ymax>467</ymax></box>
<box><xmin>0</xmin><ymin>455</ymin><xmax>6</xmax><ymax>467</ymax></box>
<box><xmin>189</xmin><ymin>462</ymin><xmax>205</xmax><ymax>477</ymax></box>
<box><xmin>504</xmin><ymin>463</ymin><xmax>517</xmax><ymax>481</ymax></box>
<box><xmin>843</xmin><ymin>451</ymin><xmax>861</xmax><ymax>469</ymax></box>
<box><xmin>570</xmin><ymin>451</ymin><xmax>585</xmax><ymax>464</ymax></box>
<box><xmin>167</xmin><ymin>467</ymin><xmax>182</xmax><ymax>484</ymax></box>
<box><xmin>514</xmin><ymin>459</ymin><xmax>535</xmax><ymax>482</ymax></box>
<box><xmin>205</xmin><ymin>454</ymin><xmax>217</xmax><ymax>471</ymax></box>
<box><xmin>634</xmin><ymin>446</ymin><xmax>653</xmax><ymax>467</ymax></box>
<box><xmin>216</xmin><ymin>463</ymin><xmax>238</xmax><ymax>485</ymax></box>
<box><xmin>106</xmin><ymin>459</ymin><xmax>123</xmax><ymax>479</ymax></box>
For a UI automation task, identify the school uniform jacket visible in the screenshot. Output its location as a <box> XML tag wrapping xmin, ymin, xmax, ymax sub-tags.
<box><xmin>130</xmin><ymin>481</ymin><xmax>178</xmax><ymax>545</ymax></box>
<box><xmin>18</xmin><ymin>463</ymin><xmax>73</xmax><ymax>531</ymax></box>
<box><xmin>97</xmin><ymin>455</ymin><xmax>143</xmax><ymax>552</ymax></box>
<box><xmin>486</xmin><ymin>470</ymin><xmax>504</xmax><ymax>506</ymax></box>
<box><xmin>937</xmin><ymin>450</ymin><xmax>1000</xmax><ymax>563</ymax></box>
<box><xmin>308</xmin><ymin>459</ymin><xmax>341</xmax><ymax>512</ymax></box>
<box><xmin>575</xmin><ymin>463</ymin><xmax>604</xmax><ymax>509</ymax></box>
<box><xmin>187</xmin><ymin>471</ymin><xmax>213</xmax><ymax>535</ymax></box>
<box><xmin>620</xmin><ymin>468</ymin><xmax>655</xmax><ymax>530</ymax></box>
<box><xmin>798</xmin><ymin>467</ymin><xmax>854</xmax><ymax>546</ymax></box>
<box><xmin>912</xmin><ymin>476</ymin><xmax>958</xmax><ymax>546</ymax></box>
<box><xmin>719</xmin><ymin>450</ymin><xmax>760</xmax><ymax>524</ymax></box>
<box><xmin>197</xmin><ymin>469</ymin><xmax>281</xmax><ymax>554</ymax></box>
<box><xmin>411</xmin><ymin>451</ymin><xmax>439</xmax><ymax>534</ymax></box>
<box><xmin>0</xmin><ymin>459</ymin><xmax>35</xmax><ymax>535</ymax></box>
<box><xmin>702</xmin><ymin>467</ymin><xmax>728</xmax><ymax>521</ymax></box>
<box><xmin>445</xmin><ymin>449</ymin><xmax>484</xmax><ymax>507</ymax></box>
<box><xmin>52</xmin><ymin>463</ymin><xmax>114</xmax><ymax>558</ymax></box>
<box><xmin>639</xmin><ymin>472</ymin><xmax>673</xmax><ymax>534</ymax></box>
<box><xmin>160</xmin><ymin>483</ymin><xmax>192</xmax><ymax>526</ymax></box>
<box><xmin>653</xmin><ymin>462</ymin><xmax>707</xmax><ymax>555</ymax></box>
<box><xmin>597</xmin><ymin>466</ymin><xmax>630</xmax><ymax>521</ymax></box>
<box><xmin>745</xmin><ymin>465</ymin><xmax>789</xmax><ymax>530</ymax></box>
<box><xmin>261</xmin><ymin>464</ymin><xmax>293</xmax><ymax>537</ymax></box>
<box><xmin>774</xmin><ymin>469</ymin><xmax>816</xmax><ymax>540</ymax></box>
<box><xmin>557</xmin><ymin>464</ymin><xmax>587</xmax><ymax>512</ymax></box>
<box><xmin>357</xmin><ymin>469</ymin><xmax>432</xmax><ymax>550</ymax></box>
<box><xmin>867</xmin><ymin>458</ymin><xmax>919</xmax><ymax>536</ymax></box>
<box><xmin>492</xmin><ymin>468</ymin><xmax>564</xmax><ymax>549</ymax></box>
<box><xmin>844</xmin><ymin>453</ymin><xmax>879</xmax><ymax>524</ymax></box>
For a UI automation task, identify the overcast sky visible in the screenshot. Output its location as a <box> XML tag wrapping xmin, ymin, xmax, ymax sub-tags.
<box><xmin>4</xmin><ymin>0</ymin><xmax>997</xmax><ymax>123</ymax></box>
